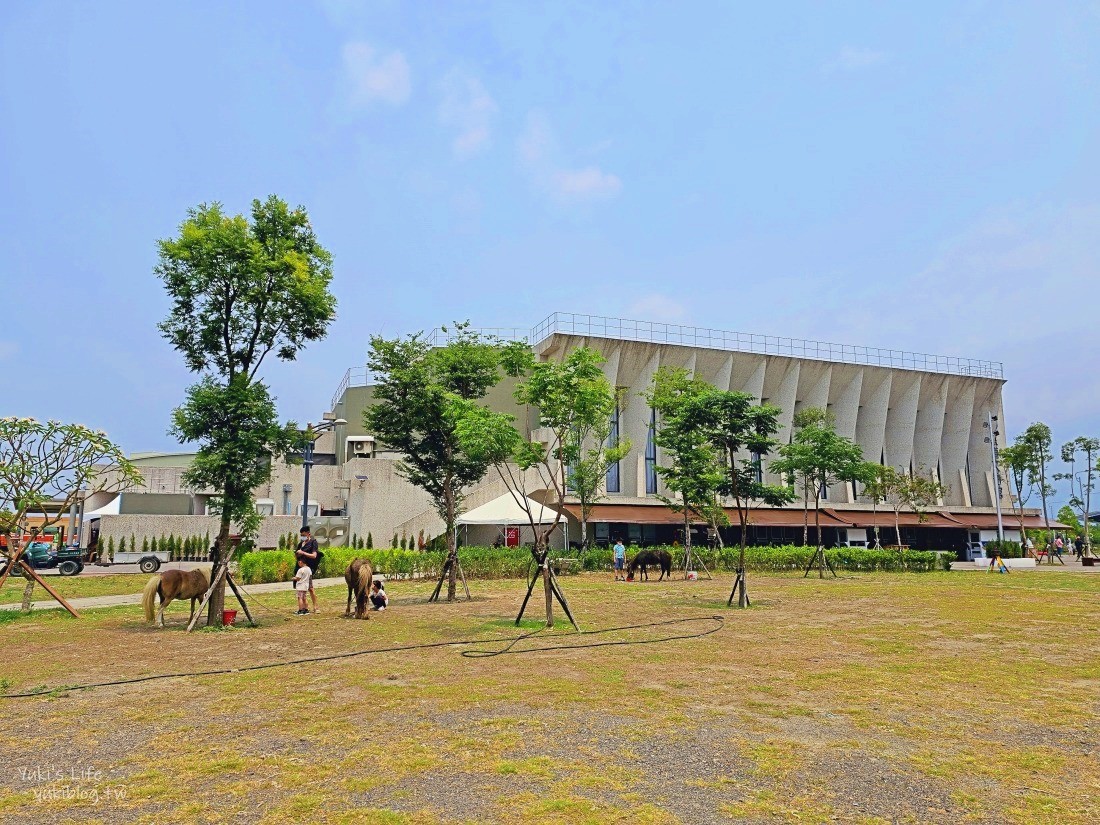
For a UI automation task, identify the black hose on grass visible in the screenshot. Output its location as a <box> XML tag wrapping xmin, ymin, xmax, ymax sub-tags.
<box><xmin>0</xmin><ymin>615</ymin><xmax>725</xmax><ymax>698</ymax></box>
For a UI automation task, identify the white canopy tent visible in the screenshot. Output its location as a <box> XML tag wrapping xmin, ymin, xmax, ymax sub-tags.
<box><xmin>82</xmin><ymin>495</ymin><xmax>121</xmax><ymax>517</ymax></box>
<box><xmin>458</xmin><ymin>493</ymin><xmax>562</xmax><ymax>525</ymax></box>
<box><xmin>456</xmin><ymin>493</ymin><xmax>567</xmax><ymax>549</ymax></box>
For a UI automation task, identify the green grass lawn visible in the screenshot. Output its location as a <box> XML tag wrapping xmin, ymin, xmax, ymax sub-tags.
<box><xmin>0</xmin><ymin>571</ymin><xmax>1096</xmax><ymax>824</ymax></box>
<box><xmin>0</xmin><ymin>572</ymin><xmax>156</xmax><ymax>603</ymax></box>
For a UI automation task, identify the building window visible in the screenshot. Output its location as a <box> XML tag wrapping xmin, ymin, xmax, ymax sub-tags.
<box><xmin>606</xmin><ymin>400</ymin><xmax>621</xmax><ymax>493</ymax></box>
<box><xmin>255</xmin><ymin>499</ymin><xmax>275</xmax><ymax>516</ymax></box>
<box><xmin>751</xmin><ymin>451</ymin><xmax>763</xmax><ymax>484</ymax></box>
<box><xmin>645</xmin><ymin>407</ymin><xmax>657</xmax><ymax>494</ymax></box>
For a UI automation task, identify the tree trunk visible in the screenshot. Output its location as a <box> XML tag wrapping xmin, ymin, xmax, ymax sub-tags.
<box><xmin>737</xmin><ymin>512</ymin><xmax>749</xmax><ymax>609</ymax></box>
<box><xmin>1039</xmin><ymin>459</ymin><xmax>1053</xmax><ymax>564</ymax></box>
<box><xmin>580</xmin><ymin>510</ymin><xmax>588</xmax><ymax>552</ymax></box>
<box><xmin>205</xmin><ymin>512</ymin><xmax>232</xmax><ymax>627</ymax></box>
<box><xmin>683</xmin><ymin>507</ymin><xmax>692</xmax><ymax>571</ymax></box>
<box><xmin>539</xmin><ymin>535</ymin><xmax>554</xmax><ymax>627</ymax></box>
<box><xmin>445</xmin><ymin>484</ymin><xmax>457</xmax><ymax>602</ymax></box>
<box><xmin>814</xmin><ymin>496</ymin><xmax>824</xmax><ymax>579</ymax></box>
<box><xmin>802</xmin><ymin>483</ymin><xmax>809</xmax><ymax>546</ymax></box>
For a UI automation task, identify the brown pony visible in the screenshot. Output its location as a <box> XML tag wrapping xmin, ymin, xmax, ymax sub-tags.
<box><xmin>345</xmin><ymin>557</ymin><xmax>375</xmax><ymax>619</ymax></box>
<box><xmin>141</xmin><ymin>568</ymin><xmax>211</xmax><ymax>627</ymax></box>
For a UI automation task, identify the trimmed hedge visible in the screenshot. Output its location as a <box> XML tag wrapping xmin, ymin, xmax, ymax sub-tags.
<box><xmin>237</xmin><ymin>543</ymin><xmax>944</xmax><ymax>584</ymax></box>
<box><xmin>577</xmin><ymin>544</ymin><xmax>941</xmax><ymax>573</ymax></box>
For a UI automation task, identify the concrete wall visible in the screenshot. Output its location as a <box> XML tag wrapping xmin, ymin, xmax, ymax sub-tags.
<box><xmin>92</xmin><ymin>514</ymin><xmax>301</xmax><ymax>550</ymax></box>
<box><xmin>535</xmin><ymin>334</ymin><xmax>1010</xmax><ymax>511</ymax></box>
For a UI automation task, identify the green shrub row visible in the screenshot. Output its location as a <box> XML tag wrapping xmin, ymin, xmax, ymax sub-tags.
<box><xmin>574</xmin><ymin>544</ymin><xmax>946</xmax><ymax>573</ymax></box>
<box><xmin>983</xmin><ymin>540</ymin><xmax>1023</xmax><ymax>558</ymax></box>
<box><xmin>237</xmin><ymin>543</ymin><xmax>947</xmax><ymax>584</ymax></box>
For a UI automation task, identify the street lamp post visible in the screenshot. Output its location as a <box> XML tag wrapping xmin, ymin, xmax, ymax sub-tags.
<box><xmin>985</xmin><ymin>412</ymin><xmax>1005</xmax><ymax>543</ymax></box>
<box><xmin>301</xmin><ymin>417</ymin><xmax>347</xmax><ymax>532</ymax></box>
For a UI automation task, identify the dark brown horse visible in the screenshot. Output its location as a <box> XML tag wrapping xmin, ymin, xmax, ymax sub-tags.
<box><xmin>345</xmin><ymin>557</ymin><xmax>375</xmax><ymax>619</ymax></box>
<box><xmin>627</xmin><ymin>549</ymin><xmax>672</xmax><ymax>582</ymax></box>
<box><xmin>141</xmin><ymin>568</ymin><xmax>211</xmax><ymax>627</ymax></box>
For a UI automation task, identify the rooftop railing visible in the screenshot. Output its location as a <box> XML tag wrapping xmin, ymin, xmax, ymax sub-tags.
<box><xmin>332</xmin><ymin>312</ymin><xmax>1003</xmax><ymax>406</ymax></box>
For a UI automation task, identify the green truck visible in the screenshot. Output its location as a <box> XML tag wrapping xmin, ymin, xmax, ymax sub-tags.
<box><xmin>2</xmin><ymin>541</ymin><xmax>87</xmax><ymax>576</ymax></box>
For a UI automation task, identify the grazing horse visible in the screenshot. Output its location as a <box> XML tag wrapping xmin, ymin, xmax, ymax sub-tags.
<box><xmin>626</xmin><ymin>549</ymin><xmax>672</xmax><ymax>582</ymax></box>
<box><xmin>345</xmin><ymin>557</ymin><xmax>375</xmax><ymax>619</ymax></box>
<box><xmin>141</xmin><ymin>568</ymin><xmax>211</xmax><ymax>627</ymax></box>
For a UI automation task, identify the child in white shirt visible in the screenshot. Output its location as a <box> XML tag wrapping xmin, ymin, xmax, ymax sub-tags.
<box><xmin>293</xmin><ymin>559</ymin><xmax>312</xmax><ymax>615</ymax></box>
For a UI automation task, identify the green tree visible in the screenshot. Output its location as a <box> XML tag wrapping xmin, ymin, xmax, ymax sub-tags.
<box><xmin>677</xmin><ymin>391</ymin><xmax>794</xmax><ymax>607</ymax></box>
<box><xmin>789</xmin><ymin>407</ymin><xmax>835</xmax><ymax>545</ymax></box>
<box><xmin>646</xmin><ymin>367</ymin><xmax>725</xmax><ymax>569</ymax></box>
<box><xmin>364</xmin><ymin>324</ymin><xmax>526</xmax><ymax>601</ymax></box>
<box><xmin>366</xmin><ymin>532</ymin><xmax>373</xmax><ymax>549</ymax></box>
<box><xmin>142</xmin><ymin>536</ymin><xmax>150</xmax><ymax>553</ymax></box>
<box><xmin>864</xmin><ymin>465</ymin><xmax>948</xmax><ymax>554</ymax></box>
<box><xmin>1055</xmin><ymin>437</ymin><xmax>1098</xmax><ymax>558</ymax></box>
<box><xmin>392</xmin><ymin>533</ymin><xmax>398</xmax><ymax>549</ymax></box>
<box><xmin>1002</xmin><ymin>423</ymin><xmax>1056</xmax><ymax>563</ymax></box>
<box><xmin>107</xmin><ymin>535</ymin><xmax>116</xmax><ymax>560</ymax></box>
<box><xmin>455</xmin><ymin>346</ymin><xmax>616</xmax><ymax>627</ymax></box>
<box><xmin>772</xmin><ymin>415</ymin><xmax>876</xmax><ymax>577</ymax></box>
<box><xmin>0</xmin><ymin>417</ymin><xmax>141</xmax><ymax>612</ymax></box>
<box><xmin>157</xmin><ymin>195</ymin><xmax>334</xmax><ymax>626</ymax></box>
<box><xmin>567</xmin><ymin>386</ymin><xmax>631</xmax><ymax>551</ymax></box>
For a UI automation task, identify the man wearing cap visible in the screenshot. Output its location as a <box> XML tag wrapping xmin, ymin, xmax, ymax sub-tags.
<box><xmin>295</xmin><ymin>527</ymin><xmax>321</xmax><ymax>613</ymax></box>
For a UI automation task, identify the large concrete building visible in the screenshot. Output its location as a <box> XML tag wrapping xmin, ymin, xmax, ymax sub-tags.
<box><xmin>90</xmin><ymin>313</ymin><xmax>1051</xmax><ymax>555</ymax></box>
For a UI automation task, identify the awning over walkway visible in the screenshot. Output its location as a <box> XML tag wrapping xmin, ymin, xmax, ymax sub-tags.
<box><xmin>823</xmin><ymin>508</ymin><xmax>964</xmax><ymax>528</ymax></box>
<box><xmin>458</xmin><ymin>493</ymin><xmax>562</xmax><ymax>525</ymax></box>
<box><xmin>564</xmin><ymin>503</ymin><xmax>850</xmax><ymax>527</ymax></box>
<box><xmin>948</xmin><ymin>513</ymin><xmax>1071</xmax><ymax>530</ymax></box>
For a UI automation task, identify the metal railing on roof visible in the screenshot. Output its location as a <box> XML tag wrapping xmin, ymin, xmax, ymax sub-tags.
<box><xmin>331</xmin><ymin>312</ymin><xmax>1003</xmax><ymax>406</ymax></box>
<box><xmin>529</xmin><ymin>312</ymin><xmax>1004</xmax><ymax>379</ymax></box>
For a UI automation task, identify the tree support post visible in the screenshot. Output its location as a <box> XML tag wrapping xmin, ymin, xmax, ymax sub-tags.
<box><xmin>224</xmin><ymin>572</ymin><xmax>257</xmax><ymax>626</ymax></box>
<box><xmin>187</xmin><ymin>561</ymin><xmax>230</xmax><ymax>632</ymax></box>
<box><xmin>727</xmin><ymin>566</ymin><xmax>751</xmax><ymax>608</ymax></box>
<box><xmin>14</xmin><ymin>560</ymin><xmax>81</xmax><ymax>618</ymax></box>
<box><xmin>802</xmin><ymin>547</ymin><xmax>836</xmax><ymax>579</ymax></box>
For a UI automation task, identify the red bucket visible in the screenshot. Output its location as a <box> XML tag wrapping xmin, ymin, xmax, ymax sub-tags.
<box><xmin>221</xmin><ymin>609</ymin><xmax>238</xmax><ymax>627</ymax></box>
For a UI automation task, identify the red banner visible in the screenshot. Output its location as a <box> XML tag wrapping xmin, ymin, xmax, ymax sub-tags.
<box><xmin>505</xmin><ymin>527</ymin><xmax>520</xmax><ymax>547</ymax></box>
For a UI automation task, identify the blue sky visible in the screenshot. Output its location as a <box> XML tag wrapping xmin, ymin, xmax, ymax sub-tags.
<box><xmin>1</xmin><ymin>1</ymin><xmax>1098</xmax><ymax>501</ymax></box>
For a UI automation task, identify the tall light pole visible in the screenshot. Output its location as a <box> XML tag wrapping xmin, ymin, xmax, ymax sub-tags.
<box><xmin>301</xmin><ymin>416</ymin><xmax>347</xmax><ymax>531</ymax></box>
<box><xmin>985</xmin><ymin>412</ymin><xmax>1005</xmax><ymax>542</ymax></box>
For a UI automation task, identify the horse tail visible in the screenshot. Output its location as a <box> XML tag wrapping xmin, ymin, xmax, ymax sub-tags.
<box><xmin>141</xmin><ymin>575</ymin><xmax>162</xmax><ymax>622</ymax></box>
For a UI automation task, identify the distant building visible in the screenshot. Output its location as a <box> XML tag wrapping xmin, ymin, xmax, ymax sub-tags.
<box><xmin>89</xmin><ymin>313</ymin><xmax>1054</xmax><ymax>554</ymax></box>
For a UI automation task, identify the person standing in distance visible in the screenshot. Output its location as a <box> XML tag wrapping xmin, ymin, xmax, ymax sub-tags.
<box><xmin>295</xmin><ymin>527</ymin><xmax>321</xmax><ymax>613</ymax></box>
<box><xmin>613</xmin><ymin>538</ymin><xmax>626</xmax><ymax>582</ymax></box>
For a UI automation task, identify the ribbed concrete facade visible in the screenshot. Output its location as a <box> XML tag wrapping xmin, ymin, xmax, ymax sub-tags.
<box><xmin>535</xmin><ymin>332</ymin><xmax>1009</xmax><ymax>512</ymax></box>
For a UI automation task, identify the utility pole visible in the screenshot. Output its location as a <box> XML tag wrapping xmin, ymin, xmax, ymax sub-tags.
<box><xmin>986</xmin><ymin>412</ymin><xmax>1005</xmax><ymax>542</ymax></box>
<box><xmin>300</xmin><ymin>415</ymin><xmax>346</xmax><ymax>531</ymax></box>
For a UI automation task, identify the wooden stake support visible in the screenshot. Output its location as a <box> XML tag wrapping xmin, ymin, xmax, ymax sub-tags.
<box><xmin>0</xmin><ymin>549</ymin><xmax>81</xmax><ymax>618</ymax></box>
<box><xmin>802</xmin><ymin>547</ymin><xmax>837</xmax><ymax>579</ymax></box>
<box><xmin>727</xmin><ymin>566</ymin><xmax>751</xmax><ymax>608</ymax></box>
<box><xmin>515</xmin><ymin>552</ymin><xmax>579</xmax><ymax>631</ymax></box>
<box><xmin>429</xmin><ymin>555</ymin><xmax>472</xmax><ymax>603</ymax></box>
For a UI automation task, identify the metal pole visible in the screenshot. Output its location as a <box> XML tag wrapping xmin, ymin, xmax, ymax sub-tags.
<box><xmin>301</xmin><ymin>435</ymin><xmax>314</xmax><ymax>532</ymax></box>
<box><xmin>987</xmin><ymin>412</ymin><xmax>1005</xmax><ymax>542</ymax></box>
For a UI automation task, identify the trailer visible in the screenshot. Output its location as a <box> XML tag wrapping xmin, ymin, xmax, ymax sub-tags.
<box><xmin>110</xmin><ymin>550</ymin><xmax>172</xmax><ymax>573</ymax></box>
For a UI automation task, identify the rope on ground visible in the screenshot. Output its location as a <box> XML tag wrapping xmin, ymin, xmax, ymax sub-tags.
<box><xmin>0</xmin><ymin>615</ymin><xmax>724</xmax><ymax>699</ymax></box>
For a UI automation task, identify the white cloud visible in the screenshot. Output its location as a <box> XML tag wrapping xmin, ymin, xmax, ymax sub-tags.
<box><xmin>438</xmin><ymin>71</ymin><xmax>497</xmax><ymax>158</ymax></box>
<box><xmin>517</xmin><ymin>111</ymin><xmax>622</xmax><ymax>203</ymax></box>
<box><xmin>626</xmin><ymin>294</ymin><xmax>689</xmax><ymax>324</ymax></box>
<box><xmin>342</xmin><ymin>42</ymin><xmax>410</xmax><ymax>106</ymax></box>
<box><xmin>552</xmin><ymin>167</ymin><xmax>622</xmax><ymax>200</ymax></box>
<box><xmin>824</xmin><ymin>46</ymin><xmax>887</xmax><ymax>73</ymax></box>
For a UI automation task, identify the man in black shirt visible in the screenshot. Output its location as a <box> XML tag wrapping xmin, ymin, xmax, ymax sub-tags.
<box><xmin>295</xmin><ymin>527</ymin><xmax>321</xmax><ymax>613</ymax></box>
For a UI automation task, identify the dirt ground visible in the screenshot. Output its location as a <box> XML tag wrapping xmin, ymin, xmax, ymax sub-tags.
<box><xmin>0</xmin><ymin>571</ymin><xmax>1097</xmax><ymax>824</ymax></box>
